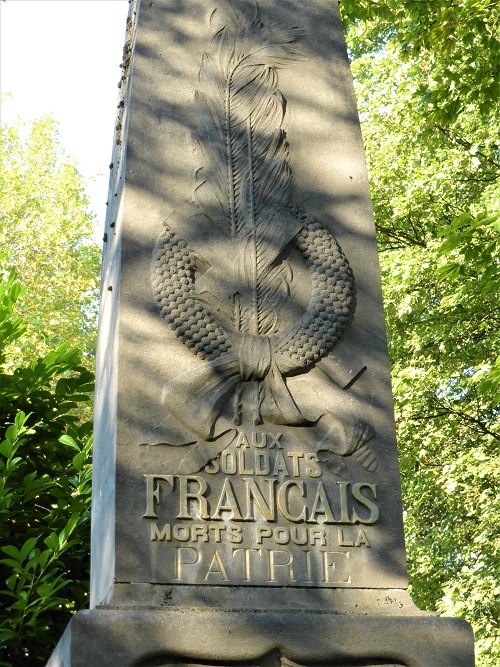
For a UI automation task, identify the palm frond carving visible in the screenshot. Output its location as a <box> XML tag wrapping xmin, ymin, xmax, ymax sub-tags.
<box><xmin>193</xmin><ymin>4</ymin><xmax>304</xmax><ymax>335</ymax></box>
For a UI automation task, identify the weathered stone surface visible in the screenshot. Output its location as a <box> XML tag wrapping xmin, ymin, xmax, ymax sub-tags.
<box><xmin>48</xmin><ymin>0</ymin><xmax>475</xmax><ymax>664</ymax></box>
<box><xmin>103</xmin><ymin>0</ymin><xmax>409</xmax><ymax>604</ymax></box>
<box><xmin>48</xmin><ymin>608</ymin><xmax>475</xmax><ymax>667</ymax></box>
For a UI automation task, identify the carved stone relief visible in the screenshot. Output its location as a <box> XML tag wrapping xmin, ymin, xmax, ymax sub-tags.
<box><xmin>151</xmin><ymin>3</ymin><xmax>375</xmax><ymax>474</ymax></box>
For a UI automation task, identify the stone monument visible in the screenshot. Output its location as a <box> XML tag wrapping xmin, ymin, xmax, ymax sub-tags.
<box><xmin>48</xmin><ymin>0</ymin><xmax>475</xmax><ymax>665</ymax></box>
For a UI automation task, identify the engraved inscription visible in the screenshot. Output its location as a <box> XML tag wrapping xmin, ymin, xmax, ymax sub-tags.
<box><xmin>143</xmin><ymin>430</ymin><xmax>378</xmax><ymax>587</ymax></box>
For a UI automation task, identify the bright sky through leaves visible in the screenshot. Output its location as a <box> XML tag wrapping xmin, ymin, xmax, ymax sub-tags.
<box><xmin>0</xmin><ymin>0</ymin><xmax>130</xmax><ymax>228</ymax></box>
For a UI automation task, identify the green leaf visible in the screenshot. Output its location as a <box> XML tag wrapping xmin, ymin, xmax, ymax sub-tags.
<box><xmin>37</xmin><ymin>582</ymin><xmax>55</xmax><ymax>598</ymax></box>
<box><xmin>59</xmin><ymin>434</ymin><xmax>80</xmax><ymax>450</ymax></box>
<box><xmin>0</xmin><ymin>439</ymin><xmax>13</xmax><ymax>457</ymax></box>
<box><xmin>19</xmin><ymin>537</ymin><xmax>38</xmax><ymax>561</ymax></box>
<box><xmin>437</xmin><ymin>235</ymin><xmax>461</xmax><ymax>256</ymax></box>
<box><xmin>437</xmin><ymin>262</ymin><xmax>462</xmax><ymax>281</ymax></box>
<box><xmin>0</xmin><ymin>557</ymin><xmax>23</xmax><ymax>570</ymax></box>
<box><xmin>1</xmin><ymin>545</ymin><xmax>20</xmax><ymax>561</ymax></box>
<box><xmin>43</xmin><ymin>533</ymin><xmax>60</xmax><ymax>553</ymax></box>
<box><xmin>72</xmin><ymin>451</ymin><xmax>86</xmax><ymax>471</ymax></box>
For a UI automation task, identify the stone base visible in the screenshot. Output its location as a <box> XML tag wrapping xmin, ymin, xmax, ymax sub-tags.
<box><xmin>47</xmin><ymin>607</ymin><xmax>474</xmax><ymax>667</ymax></box>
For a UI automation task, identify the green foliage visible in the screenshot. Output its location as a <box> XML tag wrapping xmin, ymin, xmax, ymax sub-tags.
<box><xmin>341</xmin><ymin>0</ymin><xmax>500</xmax><ymax>124</ymax></box>
<box><xmin>0</xmin><ymin>267</ymin><xmax>93</xmax><ymax>666</ymax></box>
<box><xmin>0</xmin><ymin>113</ymin><xmax>101</xmax><ymax>364</ymax></box>
<box><xmin>341</xmin><ymin>2</ymin><xmax>500</xmax><ymax>664</ymax></box>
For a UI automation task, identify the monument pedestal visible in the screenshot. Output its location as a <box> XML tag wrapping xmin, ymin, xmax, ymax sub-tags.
<box><xmin>48</xmin><ymin>0</ymin><xmax>475</xmax><ymax>664</ymax></box>
<box><xmin>49</xmin><ymin>606</ymin><xmax>474</xmax><ymax>667</ymax></box>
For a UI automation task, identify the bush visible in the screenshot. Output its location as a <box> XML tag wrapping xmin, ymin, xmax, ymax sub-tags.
<box><xmin>0</xmin><ymin>268</ymin><xmax>93</xmax><ymax>666</ymax></box>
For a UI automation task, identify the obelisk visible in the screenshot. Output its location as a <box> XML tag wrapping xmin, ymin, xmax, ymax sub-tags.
<box><xmin>48</xmin><ymin>1</ymin><xmax>475</xmax><ymax>665</ymax></box>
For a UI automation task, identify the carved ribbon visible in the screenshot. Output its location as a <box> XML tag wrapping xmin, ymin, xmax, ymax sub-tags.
<box><xmin>162</xmin><ymin>334</ymin><xmax>306</xmax><ymax>443</ymax></box>
<box><xmin>160</xmin><ymin>337</ymin><xmax>373</xmax><ymax>472</ymax></box>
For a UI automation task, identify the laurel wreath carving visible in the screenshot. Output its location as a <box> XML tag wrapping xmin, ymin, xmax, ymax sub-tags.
<box><xmin>152</xmin><ymin>232</ymin><xmax>231</xmax><ymax>361</ymax></box>
<box><xmin>152</xmin><ymin>208</ymin><xmax>353</xmax><ymax>371</ymax></box>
